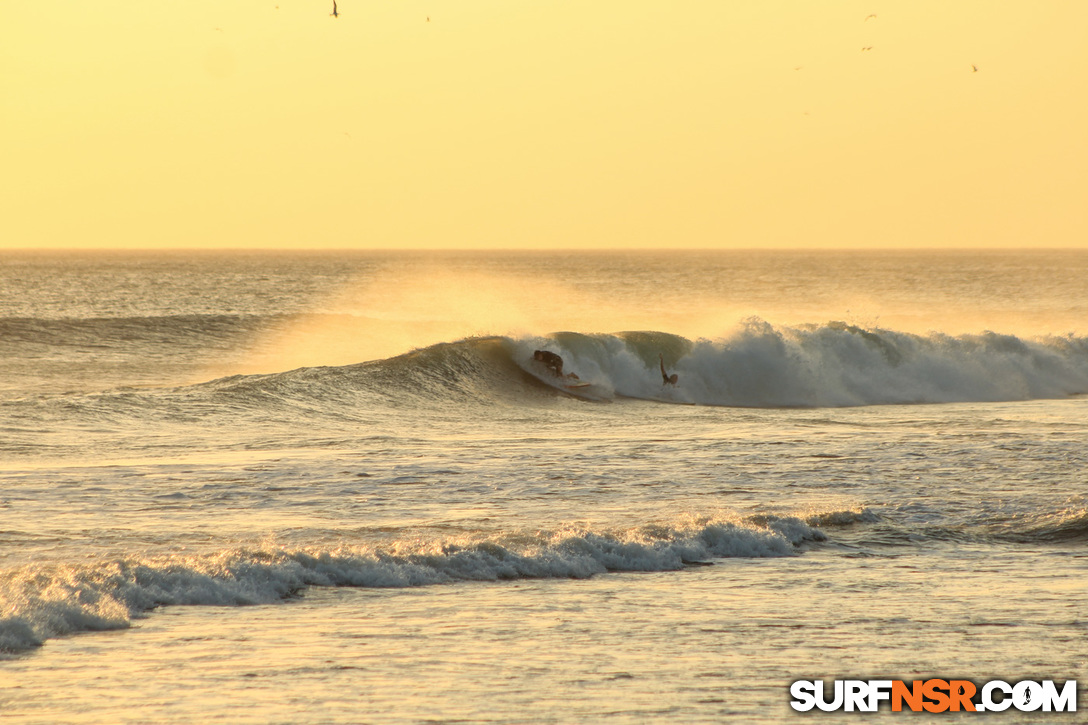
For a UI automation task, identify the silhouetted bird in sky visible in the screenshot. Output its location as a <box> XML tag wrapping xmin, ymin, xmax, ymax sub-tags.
<box><xmin>331</xmin><ymin>0</ymin><xmax>339</xmax><ymax>18</ymax></box>
<box><xmin>972</xmin><ymin>65</ymin><xmax>979</xmax><ymax>72</ymax></box>
<box><xmin>865</xmin><ymin>14</ymin><xmax>877</xmax><ymax>21</ymax></box>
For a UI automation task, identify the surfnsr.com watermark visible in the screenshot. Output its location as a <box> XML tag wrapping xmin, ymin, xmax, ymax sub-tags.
<box><xmin>790</xmin><ymin>679</ymin><xmax>1077</xmax><ymax>713</ymax></box>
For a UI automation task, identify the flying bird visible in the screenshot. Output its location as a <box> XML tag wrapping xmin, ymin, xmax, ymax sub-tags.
<box><xmin>861</xmin><ymin>46</ymin><xmax>873</xmax><ymax>51</ymax></box>
<box><xmin>865</xmin><ymin>14</ymin><xmax>877</xmax><ymax>21</ymax></box>
<box><xmin>972</xmin><ymin>65</ymin><xmax>979</xmax><ymax>72</ymax></box>
<box><xmin>331</xmin><ymin>0</ymin><xmax>339</xmax><ymax>18</ymax></box>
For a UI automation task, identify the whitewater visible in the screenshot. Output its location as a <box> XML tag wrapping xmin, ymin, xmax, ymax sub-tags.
<box><xmin>1</xmin><ymin>250</ymin><xmax>1086</xmax><ymax>723</ymax></box>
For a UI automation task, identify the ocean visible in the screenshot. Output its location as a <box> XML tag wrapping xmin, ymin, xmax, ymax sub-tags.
<box><xmin>1</xmin><ymin>249</ymin><xmax>1086</xmax><ymax>723</ymax></box>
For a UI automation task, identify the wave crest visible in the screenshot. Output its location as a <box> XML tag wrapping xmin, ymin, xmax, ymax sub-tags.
<box><xmin>0</xmin><ymin>516</ymin><xmax>824</xmax><ymax>655</ymax></box>
<box><xmin>513</xmin><ymin>322</ymin><xmax>1088</xmax><ymax>406</ymax></box>
<box><xmin>21</xmin><ymin>323</ymin><xmax>1086</xmax><ymax>422</ymax></box>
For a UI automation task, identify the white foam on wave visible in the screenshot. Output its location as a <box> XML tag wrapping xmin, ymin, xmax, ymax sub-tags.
<box><xmin>0</xmin><ymin>516</ymin><xmax>825</xmax><ymax>655</ymax></box>
<box><xmin>519</xmin><ymin>322</ymin><xmax>1088</xmax><ymax>407</ymax></box>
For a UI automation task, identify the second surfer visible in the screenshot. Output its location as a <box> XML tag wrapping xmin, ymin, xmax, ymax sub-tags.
<box><xmin>660</xmin><ymin>353</ymin><xmax>678</xmax><ymax>386</ymax></box>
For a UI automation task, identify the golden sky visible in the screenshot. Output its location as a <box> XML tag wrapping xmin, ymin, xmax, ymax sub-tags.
<box><xmin>3</xmin><ymin>1</ymin><xmax>1086</xmax><ymax>250</ymax></box>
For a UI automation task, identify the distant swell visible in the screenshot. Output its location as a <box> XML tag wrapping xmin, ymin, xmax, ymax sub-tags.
<box><xmin>0</xmin><ymin>314</ymin><xmax>278</xmax><ymax>348</ymax></box>
<box><xmin>0</xmin><ymin>515</ymin><xmax>825</xmax><ymax>655</ymax></box>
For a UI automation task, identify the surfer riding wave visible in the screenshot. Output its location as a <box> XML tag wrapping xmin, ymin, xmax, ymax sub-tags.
<box><xmin>534</xmin><ymin>350</ymin><xmax>579</xmax><ymax>380</ymax></box>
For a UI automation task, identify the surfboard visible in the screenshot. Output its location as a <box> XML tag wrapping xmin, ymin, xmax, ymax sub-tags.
<box><xmin>557</xmin><ymin>381</ymin><xmax>612</xmax><ymax>401</ymax></box>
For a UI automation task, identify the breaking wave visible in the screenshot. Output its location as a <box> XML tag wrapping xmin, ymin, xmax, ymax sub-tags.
<box><xmin>207</xmin><ymin>320</ymin><xmax>1088</xmax><ymax>409</ymax></box>
<box><xmin>0</xmin><ymin>515</ymin><xmax>825</xmax><ymax>655</ymax></box>
<box><xmin>514</xmin><ymin>321</ymin><xmax>1088</xmax><ymax>406</ymax></box>
<box><xmin>10</xmin><ymin>321</ymin><xmax>1088</xmax><ymax>430</ymax></box>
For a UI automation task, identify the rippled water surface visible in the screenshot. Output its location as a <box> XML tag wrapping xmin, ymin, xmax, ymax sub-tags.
<box><xmin>1</xmin><ymin>251</ymin><xmax>1086</xmax><ymax>723</ymax></box>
